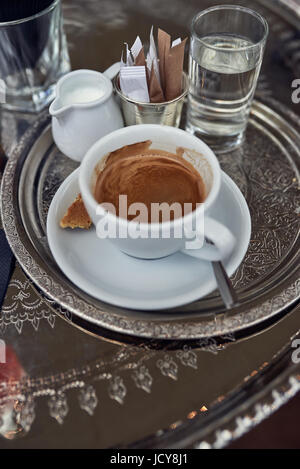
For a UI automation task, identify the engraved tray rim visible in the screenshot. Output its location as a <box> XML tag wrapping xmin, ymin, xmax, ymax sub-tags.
<box><xmin>1</xmin><ymin>98</ymin><xmax>299</xmax><ymax>340</ymax></box>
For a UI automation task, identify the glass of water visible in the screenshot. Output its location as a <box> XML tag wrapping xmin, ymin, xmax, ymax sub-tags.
<box><xmin>0</xmin><ymin>0</ymin><xmax>70</xmax><ymax>112</ymax></box>
<box><xmin>187</xmin><ymin>5</ymin><xmax>268</xmax><ymax>153</ymax></box>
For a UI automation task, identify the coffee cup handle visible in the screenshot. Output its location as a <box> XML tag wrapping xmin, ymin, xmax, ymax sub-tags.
<box><xmin>180</xmin><ymin>217</ymin><xmax>236</xmax><ymax>262</ymax></box>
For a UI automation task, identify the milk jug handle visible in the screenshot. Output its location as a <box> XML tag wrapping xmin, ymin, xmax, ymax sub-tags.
<box><xmin>103</xmin><ymin>62</ymin><xmax>121</xmax><ymax>81</ymax></box>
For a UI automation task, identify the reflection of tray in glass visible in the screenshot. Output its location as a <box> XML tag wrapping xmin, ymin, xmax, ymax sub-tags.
<box><xmin>1</xmin><ymin>99</ymin><xmax>299</xmax><ymax>340</ymax></box>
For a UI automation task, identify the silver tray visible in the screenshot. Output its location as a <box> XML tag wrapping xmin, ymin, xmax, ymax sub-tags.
<box><xmin>1</xmin><ymin>98</ymin><xmax>299</xmax><ymax>340</ymax></box>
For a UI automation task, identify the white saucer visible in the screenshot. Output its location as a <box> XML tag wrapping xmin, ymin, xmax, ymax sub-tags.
<box><xmin>47</xmin><ymin>169</ymin><xmax>251</xmax><ymax>311</ymax></box>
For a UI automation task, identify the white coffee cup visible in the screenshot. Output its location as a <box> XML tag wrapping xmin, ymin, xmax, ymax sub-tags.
<box><xmin>79</xmin><ymin>125</ymin><xmax>235</xmax><ymax>261</ymax></box>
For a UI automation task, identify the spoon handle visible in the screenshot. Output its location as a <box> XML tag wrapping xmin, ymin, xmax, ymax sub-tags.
<box><xmin>212</xmin><ymin>261</ymin><xmax>239</xmax><ymax>309</ymax></box>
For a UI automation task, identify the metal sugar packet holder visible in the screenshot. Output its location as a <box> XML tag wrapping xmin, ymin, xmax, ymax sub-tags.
<box><xmin>114</xmin><ymin>72</ymin><xmax>189</xmax><ymax>127</ymax></box>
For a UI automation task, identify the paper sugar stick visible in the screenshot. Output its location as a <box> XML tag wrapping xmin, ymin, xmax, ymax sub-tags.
<box><xmin>149</xmin><ymin>65</ymin><xmax>165</xmax><ymax>103</ymax></box>
<box><xmin>131</xmin><ymin>36</ymin><xmax>143</xmax><ymax>60</ymax></box>
<box><xmin>165</xmin><ymin>38</ymin><xmax>187</xmax><ymax>101</ymax></box>
<box><xmin>149</xmin><ymin>26</ymin><xmax>161</xmax><ymax>85</ymax></box>
<box><xmin>120</xmin><ymin>50</ymin><xmax>126</xmax><ymax>68</ymax></box>
<box><xmin>125</xmin><ymin>43</ymin><xmax>134</xmax><ymax>66</ymax></box>
<box><xmin>146</xmin><ymin>52</ymin><xmax>152</xmax><ymax>73</ymax></box>
<box><xmin>157</xmin><ymin>28</ymin><xmax>171</xmax><ymax>93</ymax></box>
<box><xmin>136</xmin><ymin>47</ymin><xmax>149</xmax><ymax>87</ymax></box>
<box><xmin>135</xmin><ymin>47</ymin><xmax>146</xmax><ymax>67</ymax></box>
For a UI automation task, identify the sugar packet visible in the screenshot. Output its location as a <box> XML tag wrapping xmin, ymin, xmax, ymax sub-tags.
<box><xmin>164</xmin><ymin>37</ymin><xmax>187</xmax><ymax>101</ymax></box>
<box><xmin>147</xmin><ymin>26</ymin><xmax>161</xmax><ymax>85</ymax></box>
<box><xmin>119</xmin><ymin>65</ymin><xmax>150</xmax><ymax>102</ymax></box>
<box><xmin>131</xmin><ymin>36</ymin><xmax>143</xmax><ymax>61</ymax></box>
<box><xmin>149</xmin><ymin>64</ymin><xmax>165</xmax><ymax>103</ymax></box>
<box><xmin>124</xmin><ymin>43</ymin><xmax>134</xmax><ymax>66</ymax></box>
<box><xmin>157</xmin><ymin>28</ymin><xmax>170</xmax><ymax>93</ymax></box>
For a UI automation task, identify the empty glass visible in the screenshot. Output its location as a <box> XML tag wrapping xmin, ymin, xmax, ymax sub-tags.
<box><xmin>187</xmin><ymin>5</ymin><xmax>268</xmax><ymax>152</ymax></box>
<box><xmin>0</xmin><ymin>0</ymin><xmax>70</xmax><ymax>112</ymax></box>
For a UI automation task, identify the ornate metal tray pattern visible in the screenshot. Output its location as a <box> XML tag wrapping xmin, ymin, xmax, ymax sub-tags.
<box><xmin>1</xmin><ymin>98</ymin><xmax>299</xmax><ymax>339</ymax></box>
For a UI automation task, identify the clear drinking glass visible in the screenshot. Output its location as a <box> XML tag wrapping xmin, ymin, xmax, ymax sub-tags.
<box><xmin>186</xmin><ymin>5</ymin><xmax>268</xmax><ymax>153</ymax></box>
<box><xmin>0</xmin><ymin>0</ymin><xmax>70</xmax><ymax>112</ymax></box>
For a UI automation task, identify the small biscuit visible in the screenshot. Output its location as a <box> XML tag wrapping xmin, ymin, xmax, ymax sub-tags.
<box><xmin>60</xmin><ymin>194</ymin><xmax>92</xmax><ymax>229</ymax></box>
